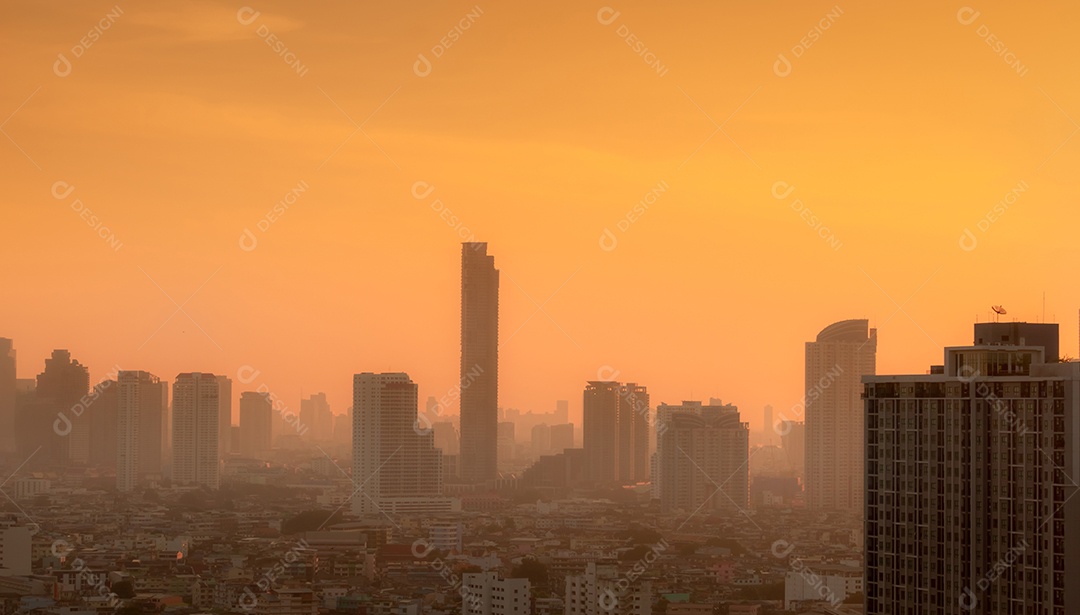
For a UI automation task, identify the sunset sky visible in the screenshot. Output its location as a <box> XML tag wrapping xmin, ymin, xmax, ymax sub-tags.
<box><xmin>3</xmin><ymin>1</ymin><xmax>1078</xmax><ymax>431</ymax></box>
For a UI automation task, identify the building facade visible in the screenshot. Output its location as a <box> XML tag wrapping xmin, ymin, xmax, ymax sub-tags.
<box><xmin>460</xmin><ymin>242</ymin><xmax>499</xmax><ymax>484</ymax></box>
<box><xmin>172</xmin><ymin>373</ymin><xmax>220</xmax><ymax>489</ymax></box>
<box><xmin>864</xmin><ymin>339</ymin><xmax>1080</xmax><ymax>614</ymax></box>
<box><xmin>805</xmin><ymin>319</ymin><xmax>876</xmax><ymax>511</ymax></box>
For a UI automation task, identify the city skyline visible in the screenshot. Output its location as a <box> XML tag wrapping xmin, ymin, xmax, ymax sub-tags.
<box><xmin>6</xmin><ymin>3</ymin><xmax>1080</xmax><ymax>437</ymax></box>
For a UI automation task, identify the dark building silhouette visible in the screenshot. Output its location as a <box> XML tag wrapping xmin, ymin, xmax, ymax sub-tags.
<box><xmin>583</xmin><ymin>381</ymin><xmax>650</xmax><ymax>485</ymax></box>
<box><xmin>239</xmin><ymin>391</ymin><xmax>273</xmax><ymax>457</ymax></box>
<box><xmin>459</xmin><ymin>242</ymin><xmax>499</xmax><ymax>483</ymax></box>
<box><xmin>34</xmin><ymin>350</ymin><xmax>90</xmax><ymax>466</ymax></box>
<box><xmin>0</xmin><ymin>339</ymin><xmax>15</xmax><ymax>454</ymax></box>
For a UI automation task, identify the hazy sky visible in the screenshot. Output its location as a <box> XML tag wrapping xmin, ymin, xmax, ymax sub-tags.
<box><xmin>3</xmin><ymin>1</ymin><xmax>1078</xmax><ymax>430</ymax></box>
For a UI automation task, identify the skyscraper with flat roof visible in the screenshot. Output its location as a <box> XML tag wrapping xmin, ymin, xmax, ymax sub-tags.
<box><xmin>0</xmin><ymin>339</ymin><xmax>15</xmax><ymax>454</ymax></box>
<box><xmin>804</xmin><ymin>319</ymin><xmax>876</xmax><ymax>511</ymax></box>
<box><xmin>352</xmin><ymin>373</ymin><xmax>445</xmax><ymax>516</ymax></box>
<box><xmin>116</xmin><ymin>371</ymin><xmax>166</xmax><ymax>492</ymax></box>
<box><xmin>655</xmin><ymin>401</ymin><xmax>748</xmax><ymax>514</ymax></box>
<box><xmin>584</xmin><ymin>381</ymin><xmax>650</xmax><ymax>485</ymax></box>
<box><xmin>239</xmin><ymin>391</ymin><xmax>273</xmax><ymax>457</ymax></box>
<box><xmin>216</xmin><ymin>375</ymin><xmax>232</xmax><ymax>458</ymax></box>
<box><xmin>459</xmin><ymin>242</ymin><xmax>499</xmax><ymax>483</ymax></box>
<box><xmin>172</xmin><ymin>373</ymin><xmax>220</xmax><ymax>489</ymax></box>
<box><xmin>864</xmin><ymin>329</ymin><xmax>1080</xmax><ymax>613</ymax></box>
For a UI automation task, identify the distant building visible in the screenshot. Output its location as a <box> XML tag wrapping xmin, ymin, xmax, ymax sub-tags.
<box><xmin>565</xmin><ymin>562</ymin><xmax>651</xmax><ymax>615</ymax></box>
<box><xmin>655</xmin><ymin>401</ymin><xmax>748</xmax><ymax>514</ymax></box>
<box><xmin>549</xmin><ymin>423</ymin><xmax>574</xmax><ymax>453</ymax></box>
<box><xmin>172</xmin><ymin>373</ymin><xmax>220</xmax><ymax>489</ymax></box>
<box><xmin>779</xmin><ymin>420</ymin><xmax>805</xmax><ymax>478</ymax></box>
<box><xmin>459</xmin><ymin>242</ymin><xmax>499</xmax><ymax>484</ymax></box>
<box><xmin>216</xmin><ymin>375</ymin><xmax>232</xmax><ymax>457</ymax></box>
<box><xmin>35</xmin><ymin>350</ymin><xmax>90</xmax><ymax>466</ymax></box>
<box><xmin>0</xmin><ymin>339</ymin><xmax>15</xmax><ymax>454</ymax></box>
<box><xmin>531</xmin><ymin>423</ymin><xmax>551</xmax><ymax>455</ymax></box>
<box><xmin>239</xmin><ymin>391</ymin><xmax>273</xmax><ymax>457</ymax></box>
<box><xmin>463</xmin><ymin>571</ymin><xmax>531</xmax><ymax>615</ymax></box>
<box><xmin>116</xmin><ymin>371</ymin><xmax>167</xmax><ymax>492</ymax></box>
<box><xmin>433</xmin><ymin>420</ymin><xmax>459</xmax><ymax>455</ymax></box>
<box><xmin>498</xmin><ymin>421</ymin><xmax>516</xmax><ymax>465</ymax></box>
<box><xmin>583</xmin><ymin>381</ymin><xmax>649</xmax><ymax>485</ymax></box>
<box><xmin>805</xmin><ymin>319</ymin><xmax>875</xmax><ymax>512</ymax></box>
<box><xmin>555</xmin><ymin>400</ymin><xmax>569</xmax><ymax>424</ymax></box>
<box><xmin>352</xmin><ymin>373</ymin><xmax>446</xmax><ymax>516</ymax></box>
<box><xmin>864</xmin><ymin>331</ymin><xmax>1080</xmax><ymax>613</ymax></box>
<box><xmin>300</xmin><ymin>392</ymin><xmax>333</xmax><ymax>442</ymax></box>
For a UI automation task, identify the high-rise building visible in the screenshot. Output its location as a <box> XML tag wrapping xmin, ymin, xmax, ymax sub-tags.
<box><xmin>0</xmin><ymin>339</ymin><xmax>15</xmax><ymax>454</ymax></box>
<box><xmin>655</xmin><ymin>401</ymin><xmax>748</xmax><ymax>513</ymax></box>
<box><xmin>352</xmin><ymin>373</ymin><xmax>444</xmax><ymax>516</ymax></box>
<box><xmin>549</xmin><ymin>423</ymin><xmax>574</xmax><ymax>454</ymax></box>
<box><xmin>116</xmin><ymin>371</ymin><xmax>167</xmax><ymax>492</ymax></box>
<box><xmin>583</xmin><ymin>381</ymin><xmax>650</xmax><ymax>485</ymax></box>
<box><xmin>864</xmin><ymin>331</ymin><xmax>1080</xmax><ymax>614</ymax></box>
<box><xmin>497</xmin><ymin>421</ymin><xmax>515</xmax><ymax>465</ymax></box>
<box><xmin>432</xmin><ymin>420</ymin><xmax>459</xmax><ymax>455</ymax></box>
<box><xmin>779</xmin><ymin>419</ymin><xmax>805</xmax><ymax>478</ymax></box>
<box><xmin>216</xmin><ymin>375</ymin><xmax>232</xmax><ymax>458</ymax></box>
<box><xmin>763</xmin><ymin>404</ymin><xmax>773</xmax><ymax>440</ymax></box>
<box><xmin>805</xmin><ymin>319</ymin><xmax>876</xmax><ymax>511</ymax></box>
<box><xmin>530</xmin><ymin>423</ymin><xmax>551</xmax><ymax>455</ymax></box>
<box><xmin>459</xmin><ymin>242</ymin><xmax>499</xmax><ymax>484</ymax></box>
<box><xmin>555</xmin><ymin>399</ymin><xmax>569</xmax><ymax>425</ymax></box>
<box><xmin>300</xmin><ymin>392</ymin><xmax>333</xmax><ymax>442</ymax></box>
<box><xmin>88</xmin><ymin>378</ymin><xmax>118</xmax><ymax>469</ymax></box>
<box><xmin>462</xmin><ymin>571</ymin><xmax>531</xmax><ymax>615</ymax></box>
<box><xmin>35</xmin><ymin>350</ymin><xmax>90</xmax><ymax>466</ymax></box>
<box><xmin>239</xmin><ymin>391</ymin><xmax>273</xmax><ymax>457</ymax></box>
<box><xmin>171</xmin><ymin>373</ymin><xmax>220</xmax><ymax>489</ymax></box>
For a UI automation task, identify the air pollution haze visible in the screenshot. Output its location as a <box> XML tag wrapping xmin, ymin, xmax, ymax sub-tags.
<box><xmin>2</xmin><ymin>1</ymin><xmax>1080</xmax><ymax>613</ymax></box>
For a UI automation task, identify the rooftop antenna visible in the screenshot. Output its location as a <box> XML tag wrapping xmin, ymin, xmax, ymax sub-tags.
<box><xmin>1042</xmin><ymin>292</ymin><xmax>1046</xmax><ymax>323</ymax></box>
<box><xmin>992</xmin><ymin>305</ymin><xmax>1006</xmax><ymax>323</ymax></box>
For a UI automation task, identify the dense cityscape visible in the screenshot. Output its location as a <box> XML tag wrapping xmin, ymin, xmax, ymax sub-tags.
<box><xmin>5</xmin><ymin>2</ymin><xmax>1079</xmax><ymax>614</ymax></box>
<box><xmin>0</xmin><ymin>241</ymin><xmax>1075</xmax><ymax>614</ymax></box>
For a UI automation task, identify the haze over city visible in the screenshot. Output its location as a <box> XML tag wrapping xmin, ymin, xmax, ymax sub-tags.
<box><xmin>2</xmin><ymin>2</ymin><xmax>1080</xmax><ymax>614</ymax></box>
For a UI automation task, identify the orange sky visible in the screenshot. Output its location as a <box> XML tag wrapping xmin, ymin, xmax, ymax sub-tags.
<box><xmin>3</xmin><ymin>1</ymin><xmax>1079</xmax><ymax>432</ymax></box>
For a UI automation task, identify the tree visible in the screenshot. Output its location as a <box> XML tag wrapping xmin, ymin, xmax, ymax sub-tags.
<box><xmin>281</xmin><ymin>510</ymin><xmax>344</xmax><ymax>535</ymax></box>
<box><xmin>112</xmin><ymin>580</ymin><xmax>135</xmax><ymax>599</ymax></box>
<box><xmin>511</xmin><ymin>558</ymin><xmax>549</xmax><ymax>587</ymax></box>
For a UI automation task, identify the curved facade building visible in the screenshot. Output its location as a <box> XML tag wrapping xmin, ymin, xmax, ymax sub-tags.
<box><xmin>805</xmin><ymin>319</ymin><xmax>876</xmax><ymax>512</ymax></box>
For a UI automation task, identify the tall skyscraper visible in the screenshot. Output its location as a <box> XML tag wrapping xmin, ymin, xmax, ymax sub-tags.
<box><xmin>116</xmin><ymin>371</ymin><xmax>167</xmax><ymax>492</ymax></box>
<box><xmin>779</xmin><ymin>419</ymin><xmax>805</xmax><ymax>478</ymax></box>
<box><xmin>762</xmin><ymin>404</ymin><xmax>773</xmax><ymax>439</ymax></box>
<box><xmin>35</xmin><ymin>350</ymin><xmax>90</xmax><ymax>466</ymax></box>
<box><xmin>864</xmin><ymin>328</ymin><xmax>1080</xmax><ymax>614</ymax></box>
<box><xmin>239</xmin><ymin>391</ymin><xmax>273</xmax><ymax>457</ymax></box>
<box><xmin>352</xmin><ymin>373</ymin><xmax>444</xmax><ymax>516</ymax></box>
<box><xmin>583</xmin><ymin>381</ymin><xmax>650</xmax><ymax>485</ymax></box>
<box><xmin>171</xmin><ymin>373</ymin><xmax>220</xmax><ymax>489</ymax></box>
<box><xmin>804</xmin><ymin>319</ymin><xmax>876</xmax><ymax>511</ymax></box>
<box><xmin>655</xmin><ymin>400</ymin><xmax>748</xmax><ymax>513</ymax></box>
<box><xmin>0</xmin><ymin>339</ymin><xmax>15</xmax><ymax>454</ymax></box>
<box><xmin>459</xmin><ymin>242</ymin><xmax>499</xmax><ymax>484</ymax></box>
<box><xmin>216</xmin><ymin>375</ymin><xmax>232</xmax><ymax>458</ymax></box>
<box><xmin>300</xmin><ymin>392</ymin><xmax>332</xmax><ymax>441</ymax></box>
<box><xmin>89</xmin><ymin>379</ymin><xmax>118</xmax><ymax>469</ymax></box>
